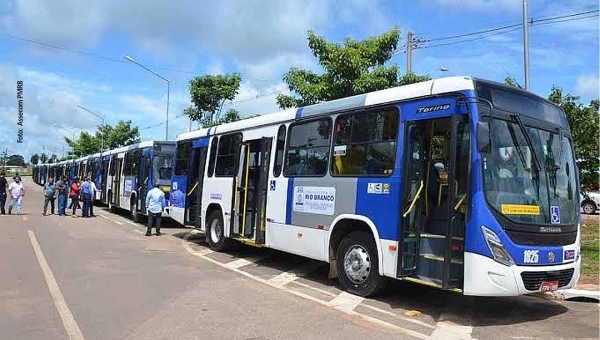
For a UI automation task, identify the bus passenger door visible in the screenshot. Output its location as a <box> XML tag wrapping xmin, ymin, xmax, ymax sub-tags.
<box><xmin>186</xmin><ymin>147</ymin><xmax>208</xmax><ymax>228</ymax></box>
<box><xmin>255</xmin><ymin>137</ymin><xmax>272</xmax><ymax>244</ymax></box>
<box><xmin>399</xmin><ymin>124</ymin><xmax>426</xmax><ymax>277</ymax></box>
<box><xmin>230</xmin><ymin>142</ymin><xmax>247</xmax><ymax>238</ymax></box>
<box><xmin>138</xmin><ymin>155</ymin><xmax>150</xmax><ymax>214</ymax></box>
<box><xmin>442</xmin><ymin>115</ymin><xmax>469</xmax><ymax>290</ymax></box>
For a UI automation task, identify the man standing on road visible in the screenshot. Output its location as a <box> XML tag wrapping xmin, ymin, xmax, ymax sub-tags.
<box><xmin>89</xmin><ymin>177</ymin><xmax>99</xmax><ymax>217</ymax></box>
<box><xmin>0</xmin><ymin>172</ymin><xmax>8</xmax><ymax>215</ymax></box>
<box><xmin>8</xmin><ymin>176</ymin><xmax>24</xmax><ymax>215</ymax></box>
<box><xmin>145</xmin><ymin>183</ymin><xmax>165</xmax><ymax>236</ymax></box>
<box><xmin>56</xmin><ymin>176</ymin><xmax>68</xmax><ymax>216</ymax></box>
<box><xmin>81</xmin><ymin>177</ymin><xmax>93</xmax><ymax>218</ymax></box>
<box><xmin>43</xmin><ymin>177</ymin><xmax>56</xmax><ymax>215</ymax></box>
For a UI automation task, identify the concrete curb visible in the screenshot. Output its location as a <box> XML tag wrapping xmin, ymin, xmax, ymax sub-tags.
<box><xmin>549</xmin><ymin>289</ymin><xmax>600</xmax><ymax>302</ymax></box>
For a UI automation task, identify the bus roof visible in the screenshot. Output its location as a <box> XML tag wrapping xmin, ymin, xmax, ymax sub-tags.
<box><xmin>176</xmin><ymin>76</ymin><xmax>475</xmax><ymax>142</ymax></box>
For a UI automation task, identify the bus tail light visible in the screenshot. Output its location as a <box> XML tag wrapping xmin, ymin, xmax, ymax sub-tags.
<box><xmin>481</xmin><ymin>226</ymin><xmax>514</xmax><ymax>266</ymax></box>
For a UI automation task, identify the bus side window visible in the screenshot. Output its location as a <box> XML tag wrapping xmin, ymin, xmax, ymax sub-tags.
<box><xmin>207</xmin><ymin>137</ymin><xmax>218</xmax><ymax>177</ymax></box>
<box><xmin>273</xmin><ymin>125</ymin><xmax>286</xmax><ymax>177</ymax></box>
<box><xmin>175</xmin><ymin>142</ymin><xmax>192</xmax><ymax>176</ymax></box>
<box><xmin>215</xmin><ymin>133</ymin><xmax>242</xmax><ymax>177</ymax></box>
<box><xmin>331</xmin><ymin>109</ymin><xmax>398</xmax><ymax>176</ymax></box>
<box><xmin>284</xmin><ymin>118</ymin><xmax>332</xmax><ymax>177</ymax></box>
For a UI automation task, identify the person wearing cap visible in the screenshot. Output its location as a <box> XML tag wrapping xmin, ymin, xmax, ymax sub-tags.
<box><xmin>81</xmin><ymin>177</ymin><xmax>93</xmax><ymax>218</ymax></box>
<box><xmin>144</xmin><ymin>182</ymin><xmax>165</xmax><ymax>236</ymax></box>
<box><xmin>8</xmin><ymin>176</ymin><xmax>24</xmax><ymax>215</ymax></box>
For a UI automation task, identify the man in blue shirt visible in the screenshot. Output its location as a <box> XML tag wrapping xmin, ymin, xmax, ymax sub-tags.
<box><xmin>43</xmin><ymin>177</ymin><xmax>56</xmax><ymax>215</ymax></box>
<box><xmin>81</xmin><ymin>177</ymin><xmax>93</xmax><ymax>218</ymax></box>
<box><xmin>145</xmin><ymin>182</ymin><xmax>165</xmax><ymax>236</ymax></box>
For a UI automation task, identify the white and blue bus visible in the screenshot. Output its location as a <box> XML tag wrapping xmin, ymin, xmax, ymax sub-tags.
<box><xmin>169</xmin><ymin>76</ymin><xmax>581</xmax><ymax>297</ymax></box>
<box><xmin>104</xmin><ymin>141</ymin><xmax>175</xmax><ymax>222</ymax></box>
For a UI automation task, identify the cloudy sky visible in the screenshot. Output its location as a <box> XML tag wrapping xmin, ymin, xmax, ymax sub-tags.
<box><xmin>0</xmin><ymin>0</ymin><xmax>598</xmax><ymax>161</ymax></box>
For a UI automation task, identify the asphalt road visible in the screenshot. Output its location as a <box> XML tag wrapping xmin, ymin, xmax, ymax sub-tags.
<box><xmin>0</xmin><ymin>177</ymin><xmax>598</xmax><ymax>340</ymax></box>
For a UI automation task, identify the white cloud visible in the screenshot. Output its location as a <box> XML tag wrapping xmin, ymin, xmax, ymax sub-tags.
<box><xmin>426</xmin><ymin>0</ymin><xmax>522</xmax><ymax>12</ymax></box>
<box><xmin>576</xmin><ymin>75</ymin><xmax>599</xmax><ymax>99</ymax></box>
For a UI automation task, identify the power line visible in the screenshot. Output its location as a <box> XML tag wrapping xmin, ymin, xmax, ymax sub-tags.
<box><xmin>0</xmin><ymin>32</ymin><xmax>274</xmax><ymax>81</ymax></box>
<box><xmin>420</xmin><ymin>9</ymin><xmax>599</xmax><ymax>45</ymax></box>
<box><xmin>418</xmin><ymin>9</ymin><xmax>598</xmax><ymax>49</ymax></box>
<box><xmin>139</xmin><ymin>91</ymin><xmax>281</xmax><ymax>131</ymax></box>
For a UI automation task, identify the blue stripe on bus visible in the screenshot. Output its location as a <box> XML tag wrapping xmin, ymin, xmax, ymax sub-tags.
<box><xmin>192</xmin><ymin>137</ymin><xmax>209</xmax><ymax>148</ymax></box>
<box><xmin>295</xmin><ymin>107</ymin><xmax>303</xmax><ymax>119</ymax></box>
<box><xmin>285</xmin><ymin>178</ymin><xmax>295</xmax><ymax>224</ymax></box>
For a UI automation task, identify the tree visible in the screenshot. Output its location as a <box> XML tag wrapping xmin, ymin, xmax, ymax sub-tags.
<box><xmin>30</xmin><ymin>153</ymin><xmax>39</xmax><ymax>165</ymax></box>
<box><xmin>6</xmin><ymin>154</ymin><xmax>25</xmax><ymax>166</ymax></box>
<box><xmin>548</xmin><ymin>87</ymin><xmax>599</xmax><ymax>189</ymax></box>
<box><xmin>40</xmin><ymin>153</ymin><xmax>48</xmax><ymax>164</ymax></box>
<box><xmin>65</xmin><ymin>120</ymin><xmax>140</xmax><ymax>157</ymax></box>
<box><xmin>504</xmin><ymin>76</ymin><xmax>523</xmax><ymax>89</ymax></box>
<box><xmin>277</xmin><ymin>27</ymin><xmax>430</xmax><ymax>109</ymax></box>
<box><xmin>185</xmin><ymin>73</ymin><xmax>242</xmax><ymax>126</ymax></box>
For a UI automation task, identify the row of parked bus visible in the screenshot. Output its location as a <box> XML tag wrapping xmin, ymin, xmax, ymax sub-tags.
<box><xmin>32</xmin><ymin>76</ymin><xmax>581</xmax><ymax>297</ymax></box>
<box><xmin>33</xmin><ymin>141</ymin><xmax>175</xmax><ymax>222</ymax></box>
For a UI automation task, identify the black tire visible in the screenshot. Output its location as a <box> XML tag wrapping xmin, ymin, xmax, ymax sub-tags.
<box><xmin>337</xmin><ymin>231</ymin><xmax>384</xmax><ymax>297</ymax></box>
<box><xmin>582</xmin><ymin>201</ymin><xmax>596</xmax><ymax>215</ymax></box>
<box><xmin>206</xmin><ymin>210</ymin><xmax>232</xmax><ymax>252</ymax></box>
<box><xmin>108</xmin><ymin>192</ymin><xmax>116</xmax><ymax>213</ymax></box>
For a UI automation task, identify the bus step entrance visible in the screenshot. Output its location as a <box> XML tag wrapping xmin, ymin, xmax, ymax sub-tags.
<box><xmin>416</xmin><ymin>234</ymin><xmax>464</xmax><ymax>288</ymax></box>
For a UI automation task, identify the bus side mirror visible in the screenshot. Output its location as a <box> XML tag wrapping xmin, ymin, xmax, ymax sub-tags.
<box><xmin>477</xmin><ymin>121</ymin><xmax>491</xmax><ymax>153</ymax></box>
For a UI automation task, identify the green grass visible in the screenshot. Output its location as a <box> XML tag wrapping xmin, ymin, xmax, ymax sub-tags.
<box><xmin>581</xmin><ymin>222</ymin><xmax>599</xmax><ymax>277</ymax></box>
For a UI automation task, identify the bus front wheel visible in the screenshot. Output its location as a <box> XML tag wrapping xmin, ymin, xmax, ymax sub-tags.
<box><xmin>206</xmin><ymin>210</ymin><xmax>232</xmax><ymax>252</ymax></box>
<box><xmin>337</xmin><ymin>231</ymin><xmax>384</xmax><ymax>297</ymax></box>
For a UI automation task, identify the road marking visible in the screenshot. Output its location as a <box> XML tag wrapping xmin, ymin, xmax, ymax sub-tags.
<box><xmin>328</xmin><ymin>291</ymin><xmax>364</xmax><ymax>313</ymax></box>
<box><xmin>180</xmin><ymin>233</ymin><xmax>429</xmax><ymax>339</ymax></box>
<box><xmin>224</xmin><ymin>256</ymin><xmax>267</xmax><ymax>269</ymax></box>
<box><xmin>22</xmin><ymin>215</ymin><xmax>29</xmax><ymax>221</ymax></box>
<box><xmin>268</xmin><ymin>261</ymin><xmax>322</xmax><ymax>287</ymax></box>
<box><xmin>99</xmin><ymin>215</ymin><xmax>110</xmax><ymax>220</ymax></box>
<box><xmin>113</xmin><ymin>221</ymin><xmax>124</xmax><ymax>226</ymax></box>
<box><xmin>126</xmin><ymin>221</ymin><xmax>138</xmax><ymax>227</ymax></box>
<box><xmin>28</xmin><ymin>230</ymin><xmax>86</xmax><ymax>340</ymax></box>
<box><xmin>133</xmin><ymin>230</ymin><xmax>144</xmax><ymax>234</ymax></box>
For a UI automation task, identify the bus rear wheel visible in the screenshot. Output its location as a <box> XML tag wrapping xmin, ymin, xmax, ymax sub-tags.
<box><xmin>206</xmin><ymin>210</ymin><xmax>232</xmax><ymax>252</ymax></box>
<box><xmin>582</xmin><ymin>201</ymin><xmax>596</xmax><ymax>215</ymax></box>
<box><xmin>337</xmin><ymin>231</ymin><xmax>384</xmax><ymax>297</ymax></box>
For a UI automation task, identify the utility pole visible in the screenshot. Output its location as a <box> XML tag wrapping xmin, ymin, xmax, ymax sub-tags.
<box><xmin>406</xmin><ymin>31</ymin><xmax>413</xmax><ymax>74</ymax></box>
<box><xmin>523</xmin><ymin>0</ymin><xmax>530</xmax><ymax>91</ymax></box>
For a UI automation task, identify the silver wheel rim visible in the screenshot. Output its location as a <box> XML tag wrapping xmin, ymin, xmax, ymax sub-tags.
<box><xmin>343</xmin><ymin>245</ymin><xmax>371</xmax><ymax>284</ymax></box>
<box><xmin>210</xmin><ymin>218</ymin><xmax>222</xmax><ymax>244</ymax></box>
<box><xmin>584</xmin><ymin>204</ymin><xmax>594</xmax><ymax>214</ymax></box>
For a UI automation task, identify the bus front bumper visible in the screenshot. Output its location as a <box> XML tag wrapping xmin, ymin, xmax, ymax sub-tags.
<box><xmin>463</xmin><ymin>252</ymin><xmax>580</xmax><ymax>296</ymax></box>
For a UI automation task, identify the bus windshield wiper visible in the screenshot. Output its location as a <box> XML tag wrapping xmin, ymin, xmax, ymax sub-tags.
<box><xmin>511</xmin><ymin>114</ymin><xmax>541</xmax><ymax>173</ymax></box>
<box><xmin>553</xmin><ymin>127</ymin><xmax>564</xmax><ymax>171</ymax></box>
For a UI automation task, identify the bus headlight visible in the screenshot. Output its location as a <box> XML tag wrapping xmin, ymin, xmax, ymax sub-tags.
<box><xmin>481</xmin><ymin>226</ymin><xmax>515</xmax><ymax>266</ymax></box>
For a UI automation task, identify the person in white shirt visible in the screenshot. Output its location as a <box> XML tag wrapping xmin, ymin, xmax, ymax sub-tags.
<box><xmin>144</xmin><ymin>183</ymin><xmax>165</xmax><ymax>236</ymax></box>
<box><xmin>8</xmin><ymin>176</ymin><xmax>25</xmax><ymax>215</ymax></box>
<box><xmin>89</xmin><ymin>177</ymin><xmax>100</xmax><ymax>217</ymax></box>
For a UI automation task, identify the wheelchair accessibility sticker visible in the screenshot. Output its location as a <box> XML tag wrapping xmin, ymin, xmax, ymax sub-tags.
<box><xmin>550</xmin><ymin>205</ymin><xmax>560</xmax><ymax>224</ymax></box>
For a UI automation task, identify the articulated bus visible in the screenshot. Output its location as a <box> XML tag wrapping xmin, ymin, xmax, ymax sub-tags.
<box><xmin>104</xmin><ymin>141</ymin><xmax>175</xmax><ymax>222</ymax></box>
<box><xmin>169</xmin><ymin>76</ymin><xmax>581</xmax><ymax>297</ymax></box>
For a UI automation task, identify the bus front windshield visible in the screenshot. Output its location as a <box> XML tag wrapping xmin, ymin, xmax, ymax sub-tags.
<box><xmin>153</xmin><ymin>154</ymin><xmax>173</xmax><ymax>182</ymax></box>
<box><xmin>483</xmin><ymin>118</ymin><xmax>578</xmax><ymax>225</ymax></box>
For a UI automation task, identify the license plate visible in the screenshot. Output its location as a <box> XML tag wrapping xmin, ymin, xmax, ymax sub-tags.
<box><xmin>540</xmin><ymin>281</ymin><xmax>559</xmax><ymax>292</ymax></box>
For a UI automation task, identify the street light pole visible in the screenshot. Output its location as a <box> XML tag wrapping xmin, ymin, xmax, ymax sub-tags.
<box><xmin>77</xmin><ymin>105</ymin><xmax>106</xmax><ymax>151</ymax></box>
<box><xmin>124</xmin><ymin>56</ymin><xmax>170</xmax><ymax>140</ymax></box>
<box><xmin>53</xmin><ymin>124</ymin><xmax>75</xmax><ymax>158</ymax></box>
<box><xmin>523</xmin><ymin>0</ymin><xmax>530</xmax><ymax>91</ymax></box>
